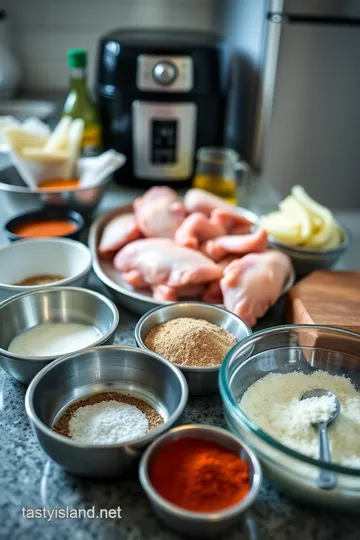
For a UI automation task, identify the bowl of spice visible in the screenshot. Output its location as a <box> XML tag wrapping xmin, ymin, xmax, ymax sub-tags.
<box><xmin>0</xmin><ymin>238</ymin><xmax>92</xmax><ymax>301</ymax></box>
<box><xmin>4</xmin><ymin>206</ymin><xmax>85</xmax><ymax>241</ymax></box>
<box><xmin>135</xmin><ymin>302</ymin><xmax>251</xmax><ymax>395</ymax></box>
<box><xmin>25</xmin><ymin>345</ymin><xmax>188</xmax><ymax>477</ymax></box>
<box><xmin>0</xmin><ymin>287</ymin><xmax>119</xmax><ymax>384</ymax></box>
<box><xmin>139</xmin><ymin>424</ymin><xmax>262</xmax><ymax>537</ymax></box>
<box><xmin>219</xmin><ymin>325</ymin><xmax>360</xmax><ymax>509</ymax></box>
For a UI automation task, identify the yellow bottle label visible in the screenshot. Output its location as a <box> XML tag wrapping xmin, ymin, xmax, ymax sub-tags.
<box><xmin>82</xmin><ymin>126</ymin><xmax>101</xmax><ymax>156</ymax></box>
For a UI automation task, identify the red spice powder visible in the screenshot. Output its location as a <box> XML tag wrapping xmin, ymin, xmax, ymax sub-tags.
<box><xmin>13</xmin><ymin>219</ymin><xmax>77</xmax><ymax>238</ymax></box>
<box><xmin>150</xmin><ymin>437</ymin><xmax>250</xmax><ymax>513</ymax></box>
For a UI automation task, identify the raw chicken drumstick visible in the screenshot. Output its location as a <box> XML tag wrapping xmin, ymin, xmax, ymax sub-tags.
<box><xmin>220</xmin><ymin>250</ymin><xmax>293</xmax><ymax>327</ymax></box>
<box><xmin>201</xmin><ymin>228</ymin><xmax>268</xmax><ymax>262</ymax></box>
<box><xmin>134</xmin><ymin>186</ymin><xmax>186</xmax><ymax>238</ymax></box>
<box><xmin>98</xmin><ymin>213</ymin><xmax>142</xmax><ymax>259</ymax></box>
<box><xmin>114</xmin><ymin>238</ymin><xmax>222</xmax><ymax>288</ymax></box>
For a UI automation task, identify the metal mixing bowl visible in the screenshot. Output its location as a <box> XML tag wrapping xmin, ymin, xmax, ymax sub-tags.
<box><xmin>0</xmin><ymin>287</ymin><xmax>119</xmax><ymax>384</ymax></box>
<box><xmin>139</xmin><ymin>424</ymin><xmax>262</xmax><ymax>537</ymax></box>
<box><xmin>219</xmin><ymin>325</ymin><xmax>360</xmax><ymax>509</ymax></box>
<box><xmin>135</xmin><ymin>302</ymin><xmax>252</xmax><ymax>395</ymax></box>
<box><xmin>25</xmin><ymin>345</ymin><xmax>188</xmax><ymax>477</ymax></box>
<box><xmin>268</xmin><ymin>223</ymin><xmax>350</xmax><ymax>276</ymax></box>
<box><xmin>0</xmin><ymin>166</ymin><xmax>113</xmax><ymax>218</ymax></box>
<box><xmin>0</xmin><ymin>238</ymin><xmax>92</xmax><ymax>301</ymax></box>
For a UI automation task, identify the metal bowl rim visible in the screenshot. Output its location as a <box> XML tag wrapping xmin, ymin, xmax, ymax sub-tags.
<box><xmin>139</xmin><ymin>424</ymin><xmax>262</xmax><ymax>521</ymax></box>
<box><xmin>219</xmin><ymin>323</ymin><xmax>360</xmax><ymax>477</ymax></box>
<box><xmin>135</xmin><ymin>302</ymin><xmax>252</xmax><ymax>373</ymax></box>
<box><xmin>268</xmin><ymin>222</ymin><xmax>350</xmax><ymax>255</ymax></box>
<box><xmin>0</xmin><ymin>168</ymin><xmax>114</xmax><ymax>194</ymax></box>
<box><xmin>0</xmin><ymin>286</ymin><xmax>119</xmax><ymax>361</ymax></box>
<box><xmin>24</xmin><ymin>344</ymin><xmax>189</xmax><ymax>449</ymax></box>
<box><xmin>0</xmin><ymin>238</ymin><xmax>92</xmax><ymax>292</ymax></box>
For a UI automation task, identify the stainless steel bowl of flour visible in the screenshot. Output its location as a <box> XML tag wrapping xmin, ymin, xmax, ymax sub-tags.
<box><xmin>135</xmin><ymin>302</ymin><xmax>251</xmax><ymax>395</ymax></box>
<box><xmin>0</xmin><ymin>287</ymin><xmax>119</xmax><ymax>384</ymax></box>
<box><xmin>219</xmin><ymin>325</ymin><xmax>360</xmax><ymax>510</ymax></box>
<box><xmin>25</xmin><ymin>345</ymin><xmax>188</xmax><ymax>477</ymax></box>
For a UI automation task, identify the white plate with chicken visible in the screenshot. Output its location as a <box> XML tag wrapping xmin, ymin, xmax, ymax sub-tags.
<box><xmin>89</xmin><ymin>187</ymin><xmax>295</xmax><ymax>326</ymax></box>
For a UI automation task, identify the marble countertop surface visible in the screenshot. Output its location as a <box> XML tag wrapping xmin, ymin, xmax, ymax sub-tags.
<box><xmin>1</xmin><ymin>167</ymin><xmax>360</xmax><ymax>539</ymax></box>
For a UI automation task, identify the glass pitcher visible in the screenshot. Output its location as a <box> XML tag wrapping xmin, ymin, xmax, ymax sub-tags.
<box><xmin>192</xmin><ymin>147</ymin><xmax>250</xmax><ymax>205</ymax></box>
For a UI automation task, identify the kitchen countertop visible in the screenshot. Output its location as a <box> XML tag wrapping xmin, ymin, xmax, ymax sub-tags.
<box><xmin>1</xmin><ymin>169</ymin><xmax>360</xmax><ymax>539</ymax></box>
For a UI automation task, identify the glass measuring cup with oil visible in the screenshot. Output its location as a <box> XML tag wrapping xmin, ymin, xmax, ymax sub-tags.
<box><xmin>192</xmin><ymin>147</ymin><xmax>250</xmax><ymax>204</ymax></box>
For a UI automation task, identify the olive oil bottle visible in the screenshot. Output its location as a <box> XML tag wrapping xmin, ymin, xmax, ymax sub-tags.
<box><xmin>63</xmin><ymin>48</ymin><xmax>102</xmax><ymax>156</ymax></box>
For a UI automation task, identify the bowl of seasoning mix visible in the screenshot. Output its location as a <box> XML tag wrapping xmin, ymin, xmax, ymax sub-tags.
<box><xmin>4</xmin><ymin>207</ymin><xmax>85</xmax><ymax>242</ymax></box>
<box><xmin>25</xmin><ymin>345</ymin><xmax>188</xmax><ymax>477</ymax></box>
<box><xmin>139</xmin><ymin>424</ymin><xmax>262</xmax><ymax>537</ymax></box>
<box><xmin>0</xmin><ymin>287</ymin><xmax>119</xmax><ymax>384</ymax></box>
<box><xmin>135</xmin><ymin>302</ymin><xmax>251</xmax><ymax>395</ymax></box>
<box><xmin>0</xmin><ymin>238</ymin><xmax>92</xmax><ymax>301</ymax></box>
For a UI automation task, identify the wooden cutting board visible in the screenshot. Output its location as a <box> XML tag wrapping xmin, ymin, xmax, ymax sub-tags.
<box><xmin>286</xmin><ymin>270</ymin><xmax>360</xmax><ymax>333</ymax></box>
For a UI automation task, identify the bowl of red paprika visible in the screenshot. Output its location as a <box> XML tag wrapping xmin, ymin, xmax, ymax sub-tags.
<box><xmin>4</xmin><ymin>207</ymin><xmax>85</xmax><ymax>242</ymax></box>
<box><xmin>139</xmin><ymin>424</ymin><xmax>262</xmax><ymax>537</ymax></box>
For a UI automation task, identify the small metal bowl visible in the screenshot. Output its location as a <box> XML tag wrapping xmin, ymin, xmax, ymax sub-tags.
<box><xmin>0</xmin><ymin>165</ymin><xmax>116</xmax><ymax>218</ymax></box>
<box><xmin>0</xmin><ymin>287</ymin><xmax>119</xmax><ymax>384</ymax></box>
<box><xmin>268</xmin><ymin>223</ymin><xmax>350</xmax><ymax>276</ymax></box>
<box><xmin>25</xmin><ymin>345</ymin><xmax>188</xmax><ymax>477</ymax></box>
<box><xmin>135</xmin><ymin>302</ymin><xmax>252</xmax><ymax>395</ymax></box>
<box><xmin>0</xmin><ymin>238</ymin><xmax>92</xmax><ymax>302</ymax></box>
<box><xmin>4</xmin><ymin>207</ymin><xmax>85</xmax><ymax>242</ymax></box>
<box><xmin>139</xmin><ymin>424</ymin><xmax>262</xmax><ymax>537</ymax></box>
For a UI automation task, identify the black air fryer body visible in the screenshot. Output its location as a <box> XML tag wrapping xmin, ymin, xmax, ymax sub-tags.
<box><xmin>96</xmin><ymin>29</ymin><xmax>226</xmax><ymax>187</ymax></box>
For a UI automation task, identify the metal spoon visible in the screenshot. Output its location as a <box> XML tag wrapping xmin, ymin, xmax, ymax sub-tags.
<box><xmin>301</xmin><ymin>389</ymin><xmax>341</xmax><ymax>490</ymax></box>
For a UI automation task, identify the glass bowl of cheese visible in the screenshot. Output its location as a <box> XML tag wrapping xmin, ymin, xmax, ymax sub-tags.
<box><xmin>219</xmin><ymin>325</ymin><xmax>360</xmax><ymax>510</ymax></box>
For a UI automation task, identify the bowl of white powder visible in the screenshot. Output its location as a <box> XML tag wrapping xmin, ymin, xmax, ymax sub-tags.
<box><xmin>0</xmin><ymin>286</ymin><xmax>119</xmax><ymax>384</ymax></box>
<box><xmin>219</xmin><ymin>325</ymin><xmax>360</xmax><ymax>509</ymax></box>
<box><xmin>25</xmin><ymin>345</ymin><xmax>188</xmax><ymax>477</ymax></box>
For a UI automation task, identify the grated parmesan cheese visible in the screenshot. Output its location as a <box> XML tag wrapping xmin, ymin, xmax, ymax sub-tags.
<box><xmin>240</xmin><ymin>371</ymin><xmax>360</xmax><ymax>467</ymax></box>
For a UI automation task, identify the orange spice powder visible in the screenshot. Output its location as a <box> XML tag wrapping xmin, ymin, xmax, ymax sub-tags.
<box><xmin>13</xmin><ymin>219</ymin><xmax>77</xmax><ymax>238</ymax></box>
<box><xmin>150</xmin><ymin>437</ymin><xmax>250</xmax><ymax>512</ymax></box>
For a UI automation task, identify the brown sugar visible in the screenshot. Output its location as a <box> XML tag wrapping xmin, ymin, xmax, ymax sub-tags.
<box><xmin>144</xmin><ymin>317</ymin><xmax>237</xmax><ymax>367</ymax></box>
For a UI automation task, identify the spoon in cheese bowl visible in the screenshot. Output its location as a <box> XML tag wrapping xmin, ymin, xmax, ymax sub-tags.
<box><xmin>301</xmin><ymin>389</ymin><xmax>341</xmax><ymax>490</ymax></box>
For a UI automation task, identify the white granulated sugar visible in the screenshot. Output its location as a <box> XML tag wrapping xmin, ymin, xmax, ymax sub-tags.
<box><xmin>69</xmin><ymin>401</ymin><xmax>149</xmax><ymax>445</ymax></box>
<box><xmin>240</xmin><ymin>371</ymin><xmax>360</xmax><ymax>467</ymax></box>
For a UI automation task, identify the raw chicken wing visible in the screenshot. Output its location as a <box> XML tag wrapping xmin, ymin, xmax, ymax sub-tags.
<box><xmin>201</xmin><ymin>228</ymin><xmax>268</xmax><ymax>262</ymax></box>
<box><xmin>134</xmin><ymin>186</ymin><xmax>186</xmax><ymax>238</ymax></box>
<box><xmin>210</xmin><ymin>209</ymin><xmax>253</xmax><ymax>235</ymax></box>
<box><xmin>220</xmin><ymin>250</ymin><xmax>293</xmax><ymax>327</ymax></box>
<box><xmin>202</xmin><ymin>255</ymin><xmax>240</xmax><ymax>304</ymax></box>
<box><xmin>174</xmin><ymin>212</ymin><xmax>226</xmax><ymax>250</ymax></box>
<box><xmin>98</xmin><ymin>213</ymin><xmax>142</xmax><ymax>259</ymax></box>
<box><xmin>184</xmin><ymin>188</ymin><xmax>240</xmax><ymax>216</ymax></box>
<box><xmin>114</xmin><ymin>238</ymin><xmax>222</xmax><ymax>288</ymax></box>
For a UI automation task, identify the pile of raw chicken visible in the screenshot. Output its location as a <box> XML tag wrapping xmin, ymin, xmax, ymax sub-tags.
<box><xmin>98</xmin><ymin>187</ymin><xmax>293</xmax><ymax>327</ymax></box>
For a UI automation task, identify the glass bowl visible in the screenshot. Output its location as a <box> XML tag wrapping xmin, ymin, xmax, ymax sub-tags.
<box><xmin>219</xmin><ymin>325</ymin><xmax>360</xmax><ymax>510</ymax></box>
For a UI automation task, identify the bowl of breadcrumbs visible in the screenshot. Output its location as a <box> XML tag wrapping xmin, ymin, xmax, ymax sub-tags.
<box><xmin>135</xmin><ymin>302</ymin><xmax>251</xmax><ymax>395</ymax></box>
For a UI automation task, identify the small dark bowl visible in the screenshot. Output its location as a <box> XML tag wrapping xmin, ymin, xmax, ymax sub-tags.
<box><xmin>4</xmin><ymin>207</ymin><xmax>85</xmax><ymax>242</ymax></box>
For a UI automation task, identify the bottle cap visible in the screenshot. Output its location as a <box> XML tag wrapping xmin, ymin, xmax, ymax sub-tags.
<box><xmin>68</xmin><ymin>49</ymin><xmax>87</xmax><ymax>68</ymax></box>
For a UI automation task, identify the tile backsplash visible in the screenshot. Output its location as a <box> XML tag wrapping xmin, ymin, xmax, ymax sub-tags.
<box><xmin>4</xmin><ymin>0</ymin><xmax>218</xmax><ymax>90</ymax></box>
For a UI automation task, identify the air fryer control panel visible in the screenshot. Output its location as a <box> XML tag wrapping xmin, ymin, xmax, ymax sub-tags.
<box><xmin>136</xmin><ymin>55</ymin><xmax>193</xmax><ymax>92</ymax></box>
<box><xmin>132</xmin><ymin>101</ymin><xmax>197</xmax><ymax>179</ymax></box>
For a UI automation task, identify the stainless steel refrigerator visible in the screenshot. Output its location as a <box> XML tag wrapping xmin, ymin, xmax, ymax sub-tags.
<box><xmin>224</xmin><ymin>0</ymin><xmax>360</xmax><ymax>209</ymax></box>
